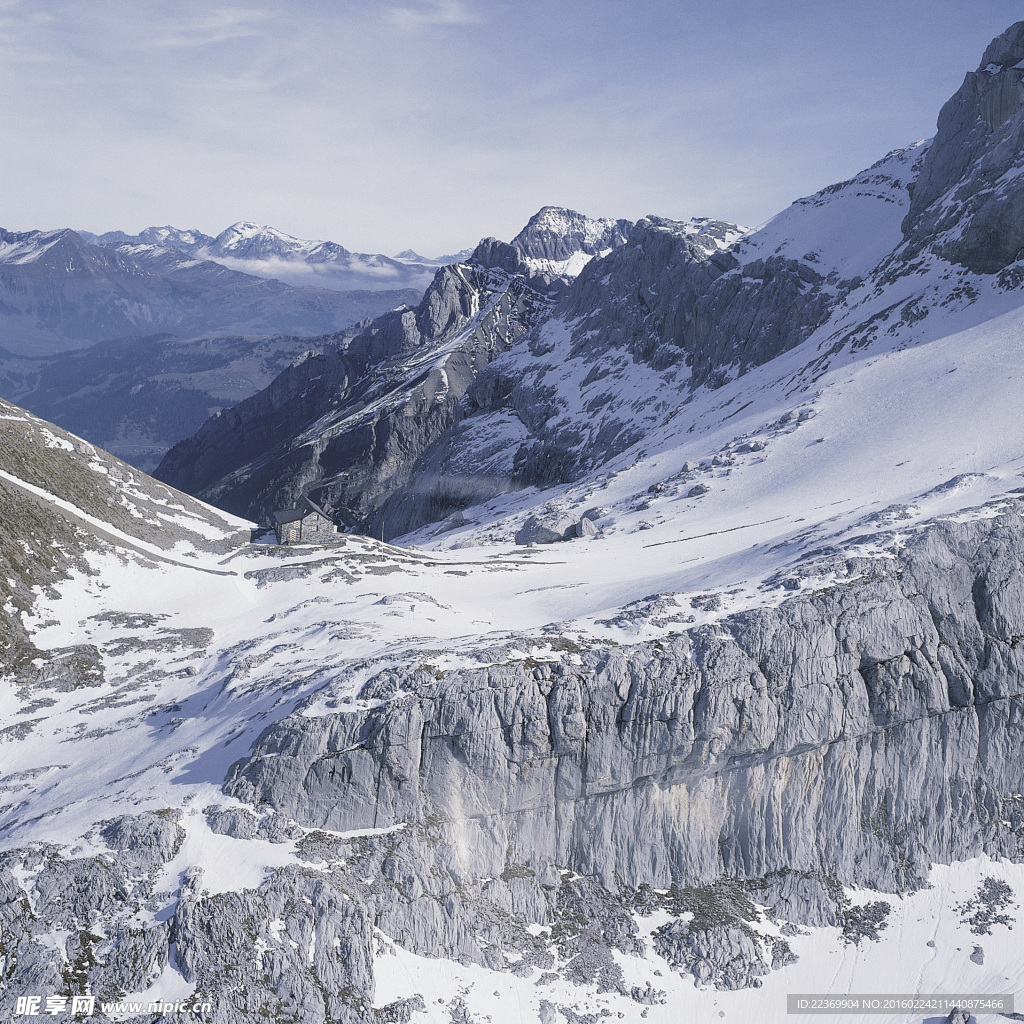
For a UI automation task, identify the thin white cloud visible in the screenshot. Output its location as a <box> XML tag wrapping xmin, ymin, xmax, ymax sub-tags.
<box><xmin>145</xmin><ymin>6</ymin><xmax>268</xmax><ymax>49</ymax></box>
<box><xmin>387</xmin><ymin>0</ymin><xmax>482</xmax><ymax>30</ymax></box>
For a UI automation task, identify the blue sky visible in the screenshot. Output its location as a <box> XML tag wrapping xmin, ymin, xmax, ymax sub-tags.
<box><xmin>1</xmin><ymin>0</ymin><xmax>1022</xmax><ymax>255</ymax></box>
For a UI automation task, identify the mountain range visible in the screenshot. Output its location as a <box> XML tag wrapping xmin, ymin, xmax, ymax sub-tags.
<box><xmin>79</xmin><ymin>221</ymin><xmax>472</xmax><ymax>292</ymax></box>
<box><xmin>5</xmin><ymin>20</ymin><xmax>1024</xmax><ymax>1024</ymax></box>
<box><xmin>0</xmin><ymin>224</ymin><xmax>422</xmax><ymax>356</ymax></box>
<box><xmin>0</xmin><ymin>209</ymin><xmax>631</xmax><ymax>474</ymax></box>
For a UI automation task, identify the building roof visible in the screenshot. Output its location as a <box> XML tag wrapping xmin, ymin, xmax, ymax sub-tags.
<box><xmin>273</xmin><ymin>496</ymin><xmax>333</xmax><ymax>527</ymax></box>
<box><xmin>274</xmin><ymin>507</ymin><xmax>306</xmax><ymax>526</ymax></box>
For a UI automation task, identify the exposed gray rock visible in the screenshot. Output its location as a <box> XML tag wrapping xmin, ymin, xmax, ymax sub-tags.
<box><xmin>575</xmin><ymin>516</ymin><xmax>598</xmax><ymax>538</ymax></box>
<box><xmin>514</xmin><ymin>512</ymin><xmax>584</xmax><ymax>544</ymax></box>
<box><xmin>171</xmin><ymin>869</ymin><xmax>375</xmax><ymax>1024</ymax></box>
<box><xmin>228</xmin><ymin>512</ymin><xmax>1024</xmax><ymax>901</ymax></box>
<box><xmin>653</xmin><ymin>919</ymin><xmax>769</xmax><ymax>990</ymax></box>
<box><xmin>955</xmin><ymin>876</ymin><xmax>1017</xmax><ymax>934</ymax></box>
<box><xmin>5</xmin><ymin>509</ymin><xmax>1024</xmax><ymax>1011</ymax></box>
<box><xmin>511</xmin><ymin>207</ymin><xmax>632</xmax><ymax>261</ymax></box>
<box><xmin>838</xmin><ymin>901</ymin><xmax>890</xmax><ymax>945</ymax></box>
<box><xmin>99</xmin><ymin>810</ymin><xmax>184</xmax><ymax>873</ymax></box>
<box><xmin>900</xmin><ymin>22</ymin><xmax>1024</xmax><ymax>273</ymax></box>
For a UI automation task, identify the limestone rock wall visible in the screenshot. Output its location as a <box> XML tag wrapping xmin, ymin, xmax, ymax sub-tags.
<box><xmin>227</xmin><ymin>513</ymin><xmax>1024</xmax><ymax>896</ymax></box>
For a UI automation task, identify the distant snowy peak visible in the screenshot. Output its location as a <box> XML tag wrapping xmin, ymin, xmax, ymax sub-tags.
<box><xmin>393</xmin><ymin>248</ymin><xmax>429</xmax><ymax>263</ymax></box>
<box><xmin>206</xmin><ymin>222</ymin><xmax>351</xmax><ymax>263</ymax></box>
<box><xmin>138</xmin><ymin>225</ymin><xmax>215</xmax><ymax>250</ymax></box>
<box><xmin>0</xmin><ymin>226</ymin><xmax>75</xmax><ymax>265</ymax></box>
<box><xmin>0</xmin><ymin>227</ymin><xmax>139</xmax><ymax>275</ymax></box>
<box><xmin>393</xmin><ymin>247</ymin><xmax>475</xmax><ymax>266</ymax></box>
<box><xmin>511</xmin><ymin>206</ymin><xmax>633</xmax><ymax>261</ymax></box>
<box><xmin>77</xmin><ymin>222</ymin><xmax>444</xmax><ymax>292</ymax></box>
<box><xmin>79</xmin><ymin>225</ymin><xmax>215</xmax><ymax>251</ymax></box>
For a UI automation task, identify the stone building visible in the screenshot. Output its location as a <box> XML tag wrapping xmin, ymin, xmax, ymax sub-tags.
<box><xmin>273</xmin><ymin>497</ymin><xmax>342</xmax><ymax>545</ymax></box>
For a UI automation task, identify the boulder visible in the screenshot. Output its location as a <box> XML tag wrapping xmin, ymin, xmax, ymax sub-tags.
<box><xmin>515</xmin><ymin>513</ymin><xmax>580</xmax><ymax>544</ymax></box>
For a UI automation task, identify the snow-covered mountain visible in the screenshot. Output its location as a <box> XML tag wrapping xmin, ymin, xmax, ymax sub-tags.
<box><xmin>153</xmin><ymin>210</ymin><xmax>636</xmax><ymax>528</ymax></box>
<box><xmin>8</xmin><ymin>20</ymin><xmax>1024</xmax><ymax>1024</ymax></box>
<box><xmin>154</xmin><ymin>235</ymin><xmax>564</xmax><ymax>526</ymax></box>
<box><xmin>0</xmin><ymin>226</ymin><xmax>420</xmax><ymax>356</ymax></box>
<box><xmin>512</xmin><ymin>204</ymin><xmax>633</xmax><ymax>260</ymax></box>
<box><xmin>393</xmin><ymin>246</ymin><xmax>475</xmax><ymax>266</ymax></box>
<box><xmin>82</xmin><ymin>221</ymin><xmax>471</xmax><ymax>293</ymax></box>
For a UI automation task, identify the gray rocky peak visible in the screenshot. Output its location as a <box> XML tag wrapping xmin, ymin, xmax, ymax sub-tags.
<box><xmin>511</xmin><ymin>205</ymin><xmax>633</xmax><ymax>261</ymax></box>
<box><xmin>901</xmin><ymin>20</ymin><xmax>1024</xmax><ymax>272</ymax></box>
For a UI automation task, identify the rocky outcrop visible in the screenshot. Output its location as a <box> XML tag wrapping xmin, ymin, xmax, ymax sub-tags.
<box><xmin>514</xmin><ymin>511</ymin><xmax>596</xmax><ymax>544</ymax></box>
<box><xmin>559</xmin><ymin>216</ymin><xmax>742</xmax><ymax>372</ymax></box>
<box><xmin>552</xmin><ymin>213</ymin><xmax>839</xmax><ymax>383</ymax></box>
<box><xmin>511</xmin><ymin>206</ymin><xmax>632</xmax><ymax>261</ymax></box>
<box><xmin>900</xmin><ymin>21</ymin><xmax>1024</xmax><ymax>273</ymax></box>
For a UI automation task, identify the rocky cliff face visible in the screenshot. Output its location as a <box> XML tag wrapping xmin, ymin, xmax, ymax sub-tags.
<box><xmin>226</xmin><ymin>511</ymin><xmax>1024</xmax><ymax>897</ymax></box>
<box><xmin>3</xmin><ymin>507</ymin><xmax>1023</xmax><ymax>1019</ymax></box>
<box><xmin>900</xmin><ymin>21</ymin><xmax>1024</xmax><ymax>273</ymax></box>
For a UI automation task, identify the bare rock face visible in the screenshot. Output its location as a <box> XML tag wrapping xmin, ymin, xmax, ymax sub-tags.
<box><xmin>4</xmin><ymin>512</ymin><xmax>1024</xmax><ymax>1013</ymax></box>
<box><xmin>511</xmin><ymin>206</ymin><xmax>632</xmax><ymax>261</ymax></box>
<box><xmin>901</xmin><ymin>21</ymin><xmax>1024</xmax><ymax>273</ymax></box>
<box><xmin>228</xmin><ymin>512</ymin><xmax>1024</xmax><ymax>898</ymax></box>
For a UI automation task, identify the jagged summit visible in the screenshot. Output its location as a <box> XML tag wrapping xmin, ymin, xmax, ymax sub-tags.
<box><xmin>510</xmin><ymin>205</ymin><xmax>633</xmax><ymax>260</ymax></box>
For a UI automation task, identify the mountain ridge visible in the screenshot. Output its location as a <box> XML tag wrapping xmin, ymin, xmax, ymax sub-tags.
<box><xmin>80</xmin><ymin>220</ymin><xmax>468</xmax><ymax>293</ymax></box>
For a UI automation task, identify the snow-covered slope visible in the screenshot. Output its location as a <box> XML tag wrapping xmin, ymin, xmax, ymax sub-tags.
<box><xmin>739</xmin><ymin>141</ymin><xmax>928</xmax><ymax>280</ymax></box>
